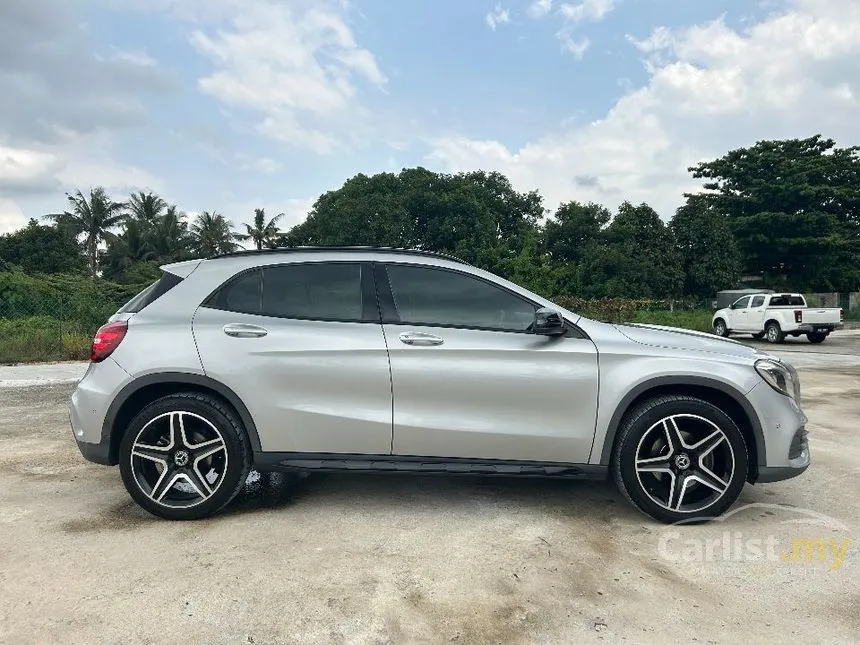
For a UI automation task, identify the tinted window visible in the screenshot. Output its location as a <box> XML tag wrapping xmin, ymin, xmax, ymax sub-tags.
<box><xmin>386</xmin><ymin>264</ymin><xmax>537</xmax><ymax>331</ymax></box>
<box><xmin>769</xmin><ymin>295</ymin><xmax>805</xmax><ymax>307</ymax></box>
<box><xmin>118</xmin><ymin>271</ymin><xmax>183</xmax><ymax>314</ymax></box>
<box><xmin>732</xmin><ymin>296</ymin><xmax>751</xmax><ymax>309</ymax></box>
<box><xmin>750</xmin><ymin>296</ymin><xmax>765</xmax><ymax>308</ymax></box>
<box><xmin>209</xmin><ymin>263</ymin><xmax>364</xmax><ymax>321</ymax></box>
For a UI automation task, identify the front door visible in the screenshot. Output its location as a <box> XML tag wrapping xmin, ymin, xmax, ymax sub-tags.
<box><xmin>192</xmin><ymin>261</ymin><xmax>393</xmax><ymax>455</ymax></box>
<box><xmin>378</xmin><ymin>263</ymin><xmax>599</xmax><ymax>464</ymax></box>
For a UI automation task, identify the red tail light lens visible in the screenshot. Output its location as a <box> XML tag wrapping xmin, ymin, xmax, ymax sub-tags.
<box><xmin>840</xmin><ymin>308</ymin><xmax>844</xmax><ymax>322</ymax></box>
<box><xmin>91</xmin><ymin>321</ymin><xmax>128</xmax><ymax>362</ymax></box>
<box><xmin>794</xmin><ymin>310</ymin><xmax>802</xmax><ymax>323</ymax></box>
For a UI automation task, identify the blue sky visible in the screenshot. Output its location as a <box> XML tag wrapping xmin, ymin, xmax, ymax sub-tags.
<box><xmin>1</xmin><ymin>0</ymin><xmax>858</xmax><ymax>234</ymax></box>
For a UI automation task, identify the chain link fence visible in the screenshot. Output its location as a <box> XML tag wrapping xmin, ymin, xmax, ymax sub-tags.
<box><xmin>0</xmin><ymin>275</ymin><xmax>145</xmax><ymax>363</ymax></box>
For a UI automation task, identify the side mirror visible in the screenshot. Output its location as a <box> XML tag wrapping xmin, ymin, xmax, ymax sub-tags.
<box><xmin>533</xmin><ymin>307</ymin><xmax>566</xmax><ymax>336</ymax></box>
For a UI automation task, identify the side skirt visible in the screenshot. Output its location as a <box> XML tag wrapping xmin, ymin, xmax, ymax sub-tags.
<box><xmin>253</xmin><ymin>452</ymin><xmax>608</xmax><ymax>479</ymax></box>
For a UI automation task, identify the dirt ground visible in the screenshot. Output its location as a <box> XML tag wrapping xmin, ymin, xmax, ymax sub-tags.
<box><xmin>1</xmin><ymin>342</ymin><xmax>859</xmax><ymax>644</ymax></box>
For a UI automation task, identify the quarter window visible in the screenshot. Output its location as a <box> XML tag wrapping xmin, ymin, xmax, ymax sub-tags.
<box><xmin>385</xmin><ymin>264</ymin><xmax>537</xmax><ymax>331</ymax></box>
<box><xmin>207</xmin><ymin>263</ymin><xmax>364</xmax><ymax>322</ymax></box>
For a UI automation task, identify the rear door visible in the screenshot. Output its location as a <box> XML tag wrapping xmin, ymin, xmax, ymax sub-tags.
<box><xmin>192</xmin><ymin>261</ymin><xmax>393</xmax><ymax>455</ymax></box>
<box><xmin>378</xmin><ymin>263</ymin><xmax>599</xmax><ymax>464</ymax></box>
<box><xmin>746</xmin><ymin>295</ymin><xmax>767</xmax><ymax>331</ymax></box>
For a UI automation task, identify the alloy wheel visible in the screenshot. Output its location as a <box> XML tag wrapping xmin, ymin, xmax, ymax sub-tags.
<box><xmin>129</xmin><ymin>411</ymin><xmax>229</xmax><ymax>508</ymax></box>
<box><xmin>634</xmin><ymin>414</ymin><xmax>735</xmax><ymax>514</ymax></box>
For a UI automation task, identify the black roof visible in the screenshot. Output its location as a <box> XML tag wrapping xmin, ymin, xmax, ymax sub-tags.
<box><xmin>211</xmin><ymin>246</ymin><xmax>468</xmax><ymax>265</ymax></box>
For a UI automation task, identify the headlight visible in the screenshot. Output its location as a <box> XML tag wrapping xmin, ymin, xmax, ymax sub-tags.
<box><xmin>755</xmin><ymin>359</ymin><xmax>801</xmax><ymax>402</ymax></box>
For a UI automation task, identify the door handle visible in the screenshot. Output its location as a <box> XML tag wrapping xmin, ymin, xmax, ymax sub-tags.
<box><xmin>223</xmin><ymin>323</ymin><xmax>268</xmax><ymax>338</ymax></box>
<box><xmin>398</xmin><ymin>331</ymin><xmax>444</xmax><ymax>346</ymax></box>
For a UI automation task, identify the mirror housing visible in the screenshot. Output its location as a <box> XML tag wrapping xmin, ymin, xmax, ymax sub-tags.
<box><xmin>533</xmin><ymin>307</ymin><xmax>566</xmax><ymax>336</ymax></box>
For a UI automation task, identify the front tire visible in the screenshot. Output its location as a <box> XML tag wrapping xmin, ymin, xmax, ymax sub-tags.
<box><xmin>713</xmin><ymin>319</ymin><xmax>729</xmax><ymax>337</ymax></box>
<box><xmin>119</xmin><ymin>392</ymin><xmax>251</xmax><ymax>520</ymax></box>
<box><xmin>612</xmin><ymin>396</ymin><xmax>748</xmax><ymax>524</ymax></box>
<box><xmin>765</xmin><ymin>321</ymin><xmax>785</xmax><ymax>344</ymax></box>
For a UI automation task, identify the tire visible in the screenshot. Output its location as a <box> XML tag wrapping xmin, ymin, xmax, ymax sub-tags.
<box><xmin>713</xmin><ymin>319</ymin><xmax>729</xmax><ymax>337</ymax></box>
<box><xmin>612</xmin><ymin>395</ymin><xmax>748</xmax><ymax>525</ymax></box>
<box><xmin>807</xmin><ymin>332</ymin><xmax>827</xmax><ymax>344</ymax></box>
<box><xmin>119</xmin><ymin>392</ymin><xmax>251</xmax><ymax>520</ymax></box>
<box><xmin>751</xmin><ymin>332</ymin><xmax>764</xmax><ymax>340</ymax></box>
<box><xmin>765</xmin><ymin>321</ymin><xmax>785</xmax><ymax>344</ymax></box>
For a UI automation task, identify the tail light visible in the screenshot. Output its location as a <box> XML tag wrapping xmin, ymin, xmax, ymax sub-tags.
<box><xmin>91</xmin><ymin>321</ymin><xmax>128</xmax><ymax>362</ymax></box>
<box><xmin>840</xmin><ymin>308</ymin><xmax>844</xmax><ymax>322</ymax></box>
<box><xmin>794</xmin><ymin>310</ymin><xmax>802</xmax><ymax>323</ymax></box>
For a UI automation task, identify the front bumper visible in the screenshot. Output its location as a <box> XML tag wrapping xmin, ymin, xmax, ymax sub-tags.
<box><xmin>745</xmin><ymin>380</ymin><xmax>810</xmax><ymax>483</ymax></box>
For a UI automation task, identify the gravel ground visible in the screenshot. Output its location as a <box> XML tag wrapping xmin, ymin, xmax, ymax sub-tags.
<box><xmin>1</xmin><ymin>339</ymin><xmax>859</xmax><ymax>644</ymax></box>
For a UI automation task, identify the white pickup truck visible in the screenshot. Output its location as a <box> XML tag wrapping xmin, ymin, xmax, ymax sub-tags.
<box><xmin>712</xmin><ymin>293</ymin><xmax>843</xmax><ymax>344</ymax></box>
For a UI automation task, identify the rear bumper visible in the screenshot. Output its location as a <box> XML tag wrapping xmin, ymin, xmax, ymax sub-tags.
<box><xmin>796</xmin><ymin>323</ymin><xmax>843</xmax><ymax>333</ymax></box>
<box><xmin>69</xmin><ymin>358</ymin><xmax>130</xmax><ymax>466</ymax></box>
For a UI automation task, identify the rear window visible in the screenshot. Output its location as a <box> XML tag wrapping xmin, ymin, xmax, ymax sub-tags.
<box><xmin>769</xmin><ymin>295</ymin><xmax>805</xmax><ymax>307</ymax></box>
<box><xmin>118</xmin><ymin>271</ymin><xmax>183</xmax><ymax>314</ymax></box>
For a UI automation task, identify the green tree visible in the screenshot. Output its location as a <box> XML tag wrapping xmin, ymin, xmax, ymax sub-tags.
<box><xmin>126</xmin><ymin>191</ymin><xmax>168</xmax><ymax>228</ymax></box>
<box><xmin>688</xmin><ymin>135</ymin><xmax>860</xmax><ymax>290</ymax></box>
<box><xmin>237</xmin><ymin>208</ymin><xmax>284</xmax><ymax>250</ymax></box>
<box><xmin>599</xmin><ymin>202</ymin><xmax>684</xmax><ymax>299</ymax></box>
<box><xmin>670</xmin><ymin>195</ymin><xmax>741</xmax><ymax>298</ymax></box>
<box><xmin>0</xmin><ymin>218</ymin><xmax>86</xmax><ymax>274</ymax></box>
<box><xmin>46</xmin><ymin>187</ymin><xmax>125</xmax><ymax>276</ymax></box>
<box><xmin>284</xmin><ymin>167</ymin><xmax>544</xmax><ymax>279</ymax></box>
<box><xmin>541</xmin><ymin>201</ymin><xmax>612</xmax><ymax>296</ymax></box>
<box><xmin>190</xmin><ymin>211</ymin><xmax>240</xmax><ymax>256</ymax></box>
<box><xmin>148</xmin><ymin>205</ymin><xmax>191</xmax><ymax>261</ymax></box>
<box><xmin>101</xmin><ymin>219</ymin><xmax>156</xmax><ymax>282</ymax></box>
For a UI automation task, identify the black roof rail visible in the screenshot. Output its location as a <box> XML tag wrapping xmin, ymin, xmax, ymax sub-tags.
<box><xmin>209</xmin><ymin>246</ymin><xmax>469</xmax><ymax>265</ymax></box>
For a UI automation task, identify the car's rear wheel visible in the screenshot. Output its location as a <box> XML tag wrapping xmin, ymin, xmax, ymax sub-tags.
<box><xmin>612</xmin><ymin>395</ymin><xmax>748</xmax><ymax>524</ymax></box>
<box><xmin>765</xmin><ymin>321</ymin><xmax>785</xmax><ymax>344</ymax></box>
<box><xmin>713</xmin><ymin>319</ymin><xmax>729</xmax><ymax>337</ymax></box>
<box><xmin>807</xmin><ymin>332</ymin><xmax>827</xmax><ymax>344</ymax></box>
<box><xmin>119</xmin><ymin>392</ymin><xmax>251</xmax><ymax>520</ymax></box>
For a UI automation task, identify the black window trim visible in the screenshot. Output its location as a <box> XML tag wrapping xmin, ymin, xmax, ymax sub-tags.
<box><xmin>374</xmin><ymin>261</ymin><xmax>585</xmax><ymax>338</ymax></box>
<box><xmin>200</xmin><ymin>260</ymin><xmax>380</xmax><ymax>324</ymax></box>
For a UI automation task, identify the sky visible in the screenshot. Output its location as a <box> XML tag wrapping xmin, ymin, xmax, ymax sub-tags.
<box><xmin>1</xmin><ymin>0</ymin><xmax>859</xmax><ymax>235</ymax></box>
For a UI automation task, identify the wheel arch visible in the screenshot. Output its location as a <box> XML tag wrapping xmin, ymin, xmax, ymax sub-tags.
<box><xmin>598</xmin><ymin>376</ymin><xmax>764</xmax><ymax>482</ymax></box>
<box><xmin>102</xmin><ymin>372</ymin><xmax>262</xmax><ymax>465</ymax></box>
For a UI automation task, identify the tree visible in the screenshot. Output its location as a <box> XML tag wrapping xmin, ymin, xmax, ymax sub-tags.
<box><xmin>283</xmin><ymin>167</ymin><xmax>545</xmax><ymax>279</ymax></box>
<box><xmin>101</xmin><ymin>219</ymin><xmax>156</xmax><ymax>282</ymax></box>
<box><xmin>598</xmin><ymin>202</ymin><xmax>684</xmax><ymax>299</ymax></box>
<box><xmin>46</xmin><ymin>187</ymin><xmax>125</xmax><ymax>276</ymax></box>
<box><xmin>190</xmin><ymin>211</ymin><xmax>240</xmax><ymax>256</ymax></box>
<box><xmin>541</xmin><ymin>201</ymin><xmax>612</xmax><ymax>296</ymax></box>
<box><xmin>670</xmin><ymin>195</ymin><xmax>741</xmax><ymax>298</ymax></box>
<box><xmin>688</xmin><ymin>135</ymin><xmax>860</xmax><ymax>290</ymax></box>
<box><xmin>0</xmin><ymin>218</ymin><xmax>86</xmax><ymax>274</ymax></box>
<box><xmin>237</xmin><ymin>208</ymin><xmax>284</xmax><ymax>250</ymax></box>
<box><xmin>126</xmin><ymin>191</ymin><xmax>168</xmax><ymax>228</ymax></box>
<box><xmin>148</xmin><ymin>205</ymin><xmax>191</xmax><ymax>261</ymax></box>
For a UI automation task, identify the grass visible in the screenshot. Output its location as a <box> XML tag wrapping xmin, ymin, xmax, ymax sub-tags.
<box><xmin>0</xmin><ymin>317</ymin><xmax>92</xmax><ymax>364</ymax></box>
<box><xmin>628</xmin><ymin>309</ymin><xmax>715</xmax><ymax>333</ymax></box>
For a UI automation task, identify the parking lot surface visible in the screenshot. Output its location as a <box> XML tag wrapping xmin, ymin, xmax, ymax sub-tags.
<box><xmin>1</xmin><ymin>333</ymin><xmax>858</xmax><ymax>644</ymax></box>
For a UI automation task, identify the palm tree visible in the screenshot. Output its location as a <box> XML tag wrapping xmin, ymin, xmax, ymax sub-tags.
<box><xmin>190</xmin><ymin>211</ymin><xmax>240</xmax><ymax>257</ymax></box>
<box><xmin>47</xmin><ymin>187</ymin><xmax>125</xmax><ymax>276</ymax></box>
<box><xmin>102</xmin><ymin>219</ymin><xmax>156</xmax><ymax>281</ymax></box>
<box><xmin>126</xmin><ymin>191</ymin><xmax>168</xmax><ymax>227</ymax></box>
<box><xmin>148</xmin><ymin>205</ymin><xmax>191</xmax><ymax>261</ymax></box>
<box><xmin>236</xmin><ymin>208</ymin><xmax>285</xmax><ymax>250</ymax></box>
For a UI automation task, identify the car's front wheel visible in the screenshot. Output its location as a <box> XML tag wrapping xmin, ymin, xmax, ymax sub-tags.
<box><xmin>119</xmin><ymin>392</ymin><xmax>251</xmax><ymax>520</ymax></box>
<box><xmin>713</xmin><ymin>319</ymin><xmax>729</xmax><ymax>337</ymax></box>
<box><xmin>612</xmin><ymin>395</ymin><xmax>748</xmax><ymax>524</ymax></box>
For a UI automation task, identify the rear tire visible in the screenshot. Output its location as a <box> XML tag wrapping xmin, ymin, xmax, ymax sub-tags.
<box><xmin>807</xmin><ymin>332</ymin><xmax>827</xmax><ymax>344</ymax></box>
<box><xmin>612</xmin><ymin>396</ymin><xmax>748</xmax><ymax>524</ymax></box>
<box><xmin>119</xmin><ymin>392</ymin><xmax>251</xmax><ymax>520</ymax></box>
<box><xmin>713</xmin><ymin>319</ymin><xmax>729</xmax><ymax>337</ymax></box>
<box><xmin>765</xmin><ymin>321</ymin><xmax>785</xmax><ymax>344</ymax></box>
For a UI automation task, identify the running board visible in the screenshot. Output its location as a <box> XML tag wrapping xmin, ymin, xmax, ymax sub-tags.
<box><xmin>254</xmin><ymin>452</ymin><xmax>607</xmax><ymax>479</ymax></box>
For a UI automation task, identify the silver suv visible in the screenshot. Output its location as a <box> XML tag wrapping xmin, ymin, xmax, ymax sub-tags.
<box><xmin>70</xmin><ymin>248</ymin><xmax>810</xmax><ymax>523</ymax></box>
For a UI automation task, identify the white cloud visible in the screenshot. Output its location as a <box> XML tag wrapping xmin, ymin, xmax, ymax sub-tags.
<box><xmin>187</xmin><ymin>1</ymin><xmax>386</xmax><ymax>153</ymax></box>
<box><xmin>486</xmin><ymin>4</ymin><xmax>512</xmax><ymax>30</ymax></box>
<box><xmin>559</xmin><ymin>0</ymin><xmax>620</xmax><ymax>23</ymax></box>
<box><xmin>426</xmin><ymin>0</ymin><xmax>860</xmax><ymax>218</ymax></box>
<box><xmin>0</xmin><ymin>199</ymin><xmax>27</xmax><ymax>235</ymax></box>
<box><xmin>559</xmin><ymin>34</ymin><xmax>590</xmax><ymax>59</ymax></box>
<box><xmin>528</xmin><ymin>0</ymin><xmax>553</xmax><ymax>19</ymax></box>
